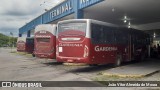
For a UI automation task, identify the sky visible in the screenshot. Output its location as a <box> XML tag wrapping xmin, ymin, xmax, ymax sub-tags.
<box><xmin>0</xmin><ymin>0</ymin><xmax>62</xmax><ymax>37</ymax></box>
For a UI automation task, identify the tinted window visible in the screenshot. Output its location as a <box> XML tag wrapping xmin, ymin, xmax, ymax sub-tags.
<box><xmin>91</xmin><ymin>24</ymin><xmax>103</xmax><ymax>43</ymax></box>
<box><xmin>26</xmin><ymin>39</ymin><xmax>34</xmax><ymax>44</ymax></box>
<box><xmin>58</xmin><ymin>22</ymin><xmax>86</xmax><ymax>36</ymax></box>
<box><xmin>115</xmin><ymin>28</ymin><xmax>129</xmax><ymax>44</ymax></box>
<box><xmin>91</xmin><ymin>24</ymin><xmax>116</xmax><ymax>44</ymax></box>
<box><xmin>36</xmin><ymin>38</ymin><xmax>50</xmax><ymax>43</ymax></box>
<box><xmin>103</xmin><ymin>27</ymin><xmax>115</xmax><ymax>44</ymax></box>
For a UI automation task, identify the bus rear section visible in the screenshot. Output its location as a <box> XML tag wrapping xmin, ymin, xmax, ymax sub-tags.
<box><xmin>34</xmin><ymin>24</ymin><xmax>56</xmax><ymax>59</ymax></box>
<box><xmin>17</xmin><ymin>37</ymin><xmax>34</xmax><ymax>54</ymax></box>
<box><xmin>56</xmin><ymin>19</ymin><xmax>90</xmax><ymax>63</ymax></box>
<box><xmin>17</xmin><ymin>37</ymin><xmax>26</xmax><ymax>52</ymax></box>
<box><xmin>26</xmin><ymin>38</ymin><xmax>34</xmax><ymax>54</ymax></box>
<box><xmin>57</xmin><ymin>19</ymin><xmax>150</xmax><ymax>65</ymax></box>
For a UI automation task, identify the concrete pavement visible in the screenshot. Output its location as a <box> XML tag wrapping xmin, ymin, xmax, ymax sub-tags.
<box><xmin>0</xmin><ymin>48</ymin><xmax>160</xmax><ymax>90</ymax></box>
<box><xmin>102</xmin><ymin>59</ymin><xmax>160</xmax><ymax>78</ymax></box>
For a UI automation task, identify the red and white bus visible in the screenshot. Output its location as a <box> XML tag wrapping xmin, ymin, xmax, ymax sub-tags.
<box><xmin>26</xmin><ymin>37</ymin><xmax>34</xmax><ymax>54</ymax></box>
<box><xmin>34</xmin><ymin>24</ymin><xmax>57</xmax><ymax>59</ymax></box>
<box><xmin>17</xmin><ymin>37</ymin><xmax>34</xmax><ymax>54</ymax></box>
<box><xmin>17</xmin><ymin>37</ymin><xmax>26</xmax><ymax>52</ymax></box>
<box><xmin>56</xmin><ymin>19</ymin><xmax>150</xmax><ymax>66</ymax></box>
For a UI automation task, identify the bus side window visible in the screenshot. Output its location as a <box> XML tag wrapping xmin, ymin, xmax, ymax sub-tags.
<box><xmin>122</xmin><ymin>31</ymin><xmax>128</xmax><ymax>44</ymax></box>
<box><xmin>115</xmin><ymin>30</ymin><xmax>122</xmax><ymax>44</ymax></box>
<box><xmin>91</xmin><ymin>24</ymin><xmax>116</xmax><ymax>44</ymax></box>
<box><xmin>103</xmin><ymin>26</ymin><xmax>115</xmax><ymax>44</ymax></box>
<box><xmin>115</xmin><ymin>28</ymin><xmax>129</xmax><ymax>45</ymax></box>
<box><xmin>91</xmin><ymin>24</ymin><xmax>102</xmax><ymax>44</ymax></box>
<box><xmin>100</xmin><ymin>26</ymin><xmax>104</xmax><ymax>43</ymax></box>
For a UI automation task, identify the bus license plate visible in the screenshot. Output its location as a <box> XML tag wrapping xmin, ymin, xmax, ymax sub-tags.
<box><xmin>59</xmin><ymin>47</ymin><xmax>63</xmax><ymax>52</ymax></box>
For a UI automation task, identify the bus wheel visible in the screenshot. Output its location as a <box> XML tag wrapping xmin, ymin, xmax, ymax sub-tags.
<box><xmin>32</xmin><ymin>54</ymin><xmax>35</xmax><ymax>57</ymax></box>
<box><xmin>115</xmin><ymin>55</ymin><xmax>122</xmax><ymax>67</ymax></box>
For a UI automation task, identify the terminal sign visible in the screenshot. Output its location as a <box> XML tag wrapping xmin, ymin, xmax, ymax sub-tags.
<box><xmin>80</xmin><ymin>0</ymin><xmax>91</xmax><ymax>4</ymax></box>
<box><xmin>50</xmin><ymin>1</ymin><xmax>73</xmax><ymax>19</ymax></box>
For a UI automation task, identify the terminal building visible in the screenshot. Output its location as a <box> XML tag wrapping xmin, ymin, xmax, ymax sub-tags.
<box><xmin>19</xmin><ymin>0</ymin><xmax>160</xmax><ymax>45</ymax></box>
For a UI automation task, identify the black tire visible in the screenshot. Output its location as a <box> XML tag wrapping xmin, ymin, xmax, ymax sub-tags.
<box><xmin>32</xmin><ymin>54</ymin><xmax>35</xmax><ymax>57</ymax></box>
<box><xmin>114</xmin><ymin>55</ymin><xmax>122</xmax><ymax>67</ymax></box>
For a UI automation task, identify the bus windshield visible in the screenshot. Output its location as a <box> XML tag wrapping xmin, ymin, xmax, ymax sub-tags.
<box><xmin>58</xmin><ymin>22</ymin><xmax>86</xmax><ymax>36</ymax></box>
<box><xmin>36</xmin><ymin>38</ymin><xmax>50</xmax><ymax>43</ymax></box>
<box><xmin>26</xmin><ymin>39</ymin><xmax>34</xmax><ymax>44</ymax></box>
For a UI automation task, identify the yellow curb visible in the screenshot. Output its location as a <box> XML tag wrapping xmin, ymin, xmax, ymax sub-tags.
<box><xmin>102</xmin><ymin>70</ymin><xmax>160</xmax><ymax>78</ymax></box>
<box><xmin>63</xmin><ymin>63</ymin><xmax>87</xmax><ymax>66</ymax></box>
<box><xmin>102</xmin><ymin>73</ymin><xmax>145</xmax><ymax>78</ymax></box>
<box><xmin>17</xmin><ymin>52</ymin><xmax>26</xmax><ymax>55</ymax></box>
<box><xmin>14</xmin><ymin>52</ymin><xmax>29</xmax><ymax>56</ymax></box>
<box><xmin>25</xmin><ymin>54</ymin><xmax>33</xmax><ymax>57</ymax></box>
<box><xmin>10</xmin><ymin>51</ymin><xmax>17</xmax><ymax>53</ymax></box>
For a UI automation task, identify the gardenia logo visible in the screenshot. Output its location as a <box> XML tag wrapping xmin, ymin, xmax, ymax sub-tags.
<box><xmin>35</xmin><ymin>35</ymin><xmax>51</xmax><ymax>38</ymax></box>
<box><xmin>95</xmin><ymin>46</ymin><xmax>117</xmax><ymax>52</ymax></box>
<box><xmin>59</xmin><ymin>43</ymin><xmax>83</xmax><ymax>47</ymax></box>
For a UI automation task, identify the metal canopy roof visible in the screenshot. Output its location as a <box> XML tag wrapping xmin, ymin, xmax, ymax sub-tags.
<box><xmin>84</xmin><ymin>0</ymin><xmax>160</xmax><ymax>30</ymax></box>
<box><xmin>19</xmin><ymin>0</ymin><xmax>160</xmax><ymax>37</ymax></box>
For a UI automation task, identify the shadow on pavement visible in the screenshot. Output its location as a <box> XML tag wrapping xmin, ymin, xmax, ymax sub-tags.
<box><xmin>43</xmin><ymin>62</ymin><xmax>63</xmax><ymax>66</ymax></box>
<box><xmin>67</xmin><ymin>64</ymin><xmax>114</xmax><ymax>73</ymax></box>
<box><xmin>65</xmin><ymin>58</ymin><xmax>160</xmax><ymax>73</ymax></box>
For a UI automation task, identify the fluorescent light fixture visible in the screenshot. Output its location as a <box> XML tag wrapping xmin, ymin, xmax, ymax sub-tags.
<box><xmin>154</xmin><ymin>35</ymin><xmax>156</xmax><ymax>38</ymax></box>
<box><xmin>124</xmin><ymin>15</ymin><xmax>127</xmax><ymax>19</ymax></box>
<box><xmin>128</xmin><ymin>22</ymin><xmax>131</xmax><ymax>25</ymax></box>
<box><xmin>154</xmin><ymin>32</ymin><xmax>156</xmax><ymax>36</ymax></box>
<box><xmin>128</xmin><ymin>25</ymin><xmax>131</xmax><ymax>28</ymax></box>
<box><xmin>112</xmin><ymin>8</ymin><xmax>115</xmax><ymax>12</ymax></box>
<box><xmin>124</xmin><ymin>20</ymin><xmax>127</xmax><ymax>23</ymax></box>
<box><xmin>154</xmin><ymin>33</ymin><xmax>156</xmax><ymax>38</ymax></box>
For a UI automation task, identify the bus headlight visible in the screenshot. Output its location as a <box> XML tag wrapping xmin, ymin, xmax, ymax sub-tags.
<box><xmin>83</xmin><ymin>45</ymin><xmax>89</xmax><ymax>58</ymax></box>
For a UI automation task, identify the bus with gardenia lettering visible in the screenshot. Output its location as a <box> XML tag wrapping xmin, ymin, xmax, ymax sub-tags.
<box><xmin>56</xmin><ymin>19</ymin><xmax>150</xmax><ymax>66</ymax></box>
<box><xmin>17</xmin><ymin>37</ymin><xmax>34</xmax><ymax>54</ymax></box>
<box><xmin>34</xmin><ymin>24</ymin><xmax>57</xmax><ymax>59</ymax></box>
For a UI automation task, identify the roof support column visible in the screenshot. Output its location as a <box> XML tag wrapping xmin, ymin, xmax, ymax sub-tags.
<box><xmin>74</xmin><ymin>0</ymin><xmax>84</xmax><ymax>19</ymax></box>
<box><xmin>27</xmin><ymin>31</ymin><xmax>30</xmax><ymax>37</ymax></box>
<box><xmin>19</xmin><ymin>34</ymin><xmax>22</xmax><ymax>37</ymax></box>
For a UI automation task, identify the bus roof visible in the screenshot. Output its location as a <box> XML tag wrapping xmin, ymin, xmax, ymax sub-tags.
<box><xmin>17</xmin><ymin>37</ymin><xmax>26</xmax><ymax>42</ymax></box>
<box><xmin>35</xmin><ymin>24</ymin><xmax>57</xmax><ymax>35</ymax></box>
<box><xmin>58</xmin><ymin>19</ymin><xmax>118</xmax><ymax>27</ymax></box>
